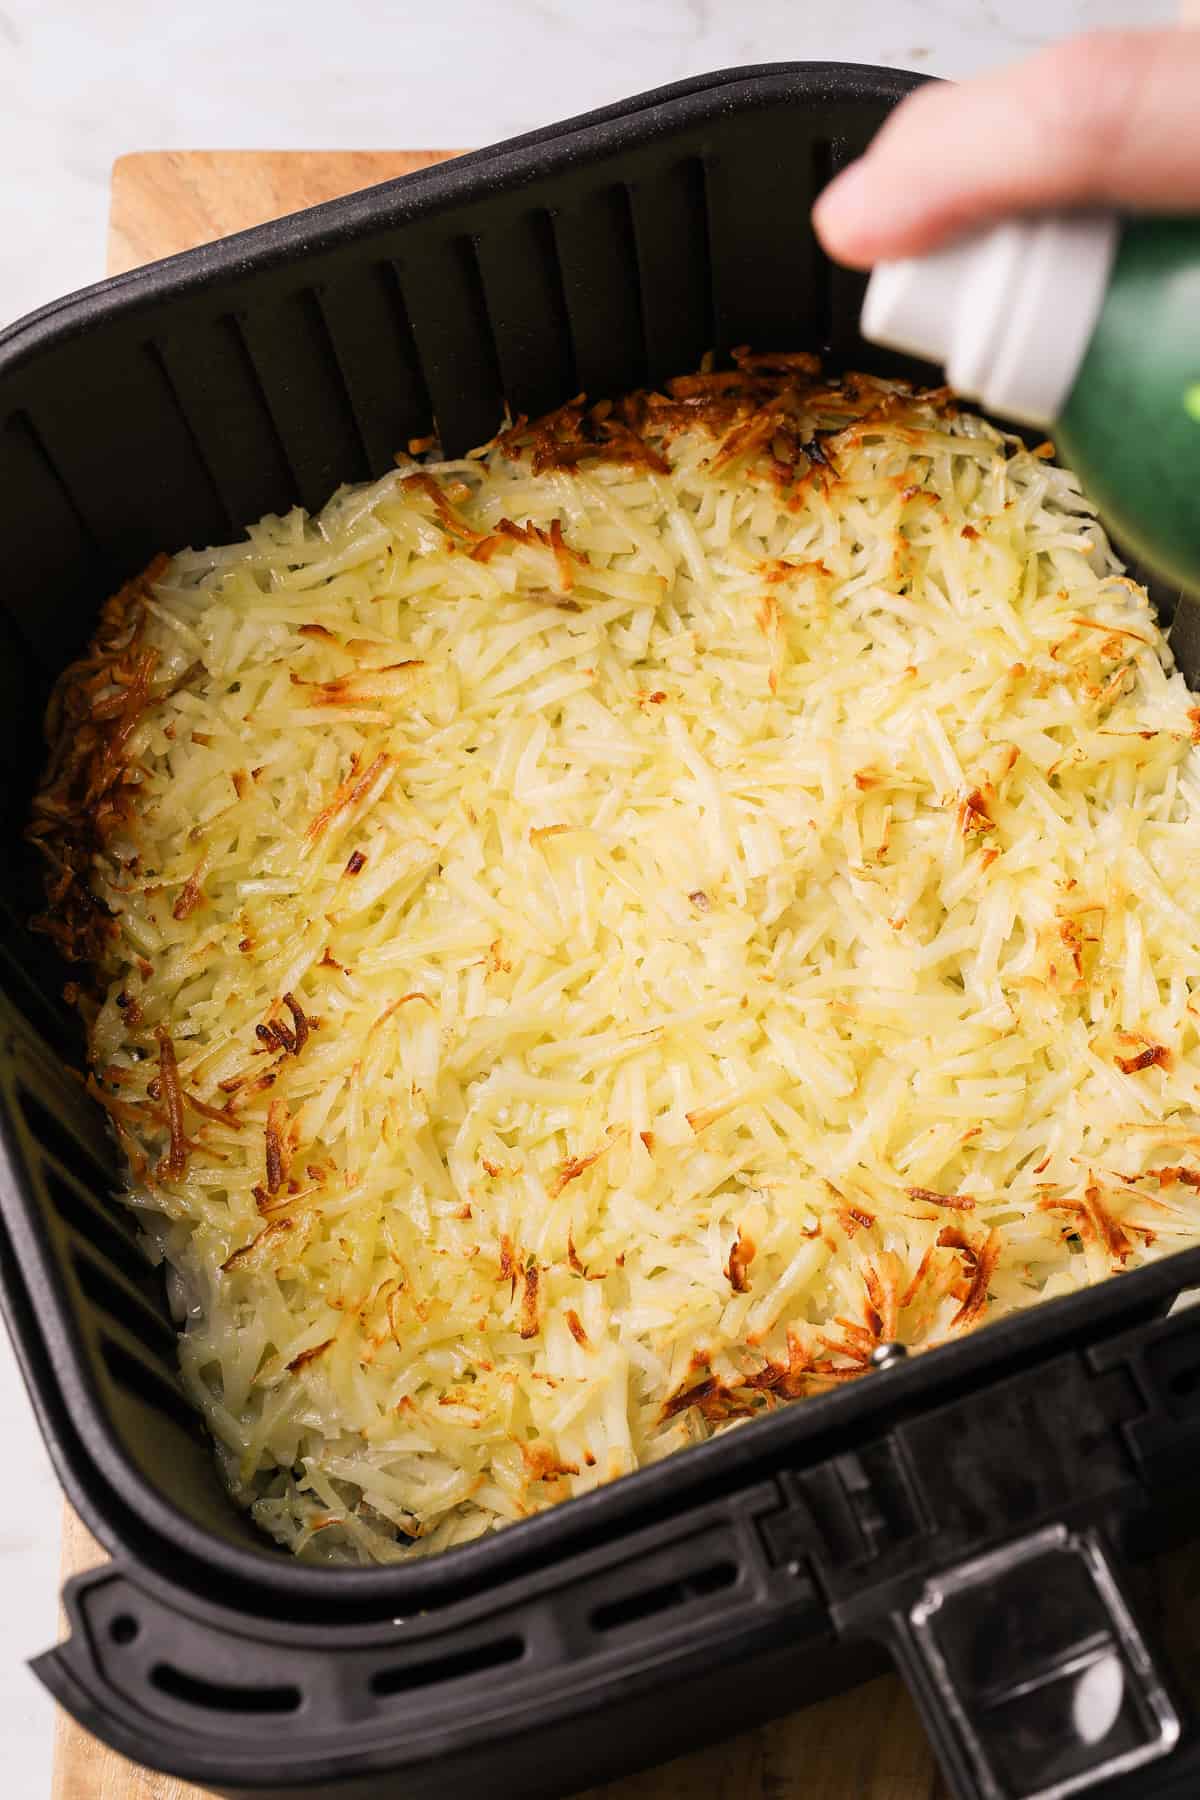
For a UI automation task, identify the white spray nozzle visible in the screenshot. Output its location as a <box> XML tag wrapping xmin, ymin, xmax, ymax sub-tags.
<box><xmin>860</xmin><ymin>211</ymin><xmax>1120</xmax><ymax>428</ymax></box>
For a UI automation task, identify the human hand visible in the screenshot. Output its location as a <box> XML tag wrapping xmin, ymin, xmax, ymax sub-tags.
<box><xmin>812</xmin><ymin>29</ymin><xmax>1200</xmax><ymax>270</ymax></box>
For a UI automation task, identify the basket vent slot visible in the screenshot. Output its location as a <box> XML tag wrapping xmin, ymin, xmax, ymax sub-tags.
<box><xmin>6</xmin><ymin>409</ymin><xmax>101</xmax><ymax>555</ymax></box>
<box><xmin>151</xmin><ymin>1661</ymin><xmax>302</xmax><ymax>1715</ymax></box>
<box><xmin>100</xmin><ymin>1337</ymin><xmax>203</xmax><ymax>1441</ymax></box>
<box><xmin>627</xmin><ymin>156</ymin><xmax>713</xmax><ymax>386</ymax></box>
<box><xmin>72</xmin><ymin>1248</ymin><xmax>176</xmax><ymax>1357</ymax></box>
<box><xmin>225</xmin><ymin>312</ymin><xmax>304</xmax><ymax>501</ymax></box>
<box><xmin>809</xmin><ymin>138</ymin><xmax>836</xmax><ymax>353</ymax></box>
<box><xmin>397</xmin><ymin>235</ymin><xmax>506</xmax><ymax>457</ymax></box>
<box><xmin>316</xmin><ymin>261</ymin><xmax>434</xmax><ymax>473</ymax></box>
<box><xmin>19</xmin><ymin>1084</ymin><xmax>113</xmax><ymax>1191</ymax></box>
<box><xmin>41</xmin><ymin>1166</ymin><xmax>151</xmax><ymax>1293</ymax></box>
<box><xmin>233</xmin><ymin>297</ymin><xmax>369</xmax><ymax>513</ymax></box>
<box><xmin>0</xmin><ymin>933</ymin><xmax>79</xmax><ymax>1058</ymax></box>
<box><xmin>549</xmin><ymin>181</ymin><xmax>647</xmax><ymax>401</ymax></box>
<box><xmin>473</xmin><ymin>207</ymin><xmax>576</xmax><ymax>423</ymax></box>
<box><xmin>153</xmin><ymin>315</ymin><xmax>298</xmax><ymax>528</ymax></box>
<box><xmin>0</xmin><ymin>409</ymin><xmax>105</xmax><ymax>672</ymax></box>
<box><xmin>143</xmin><ymin>339</ymin><xmax>236</xmax><ymax>538</ymax></box>
<box><xmin>591</xmin><ymin>1558</ymin><xmax>738</xmax><ymax>1634</ymax></box>
<box><xmin>369</xmin><ymin>1633</ymin><xmax>524</xmax><ymax>1697</ymax></box>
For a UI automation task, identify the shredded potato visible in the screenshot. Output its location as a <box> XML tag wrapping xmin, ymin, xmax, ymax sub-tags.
<box><xmin>30</xmin><ymin>354</ymin><xmax>1200</xmax><ymax>1564</ymax></box>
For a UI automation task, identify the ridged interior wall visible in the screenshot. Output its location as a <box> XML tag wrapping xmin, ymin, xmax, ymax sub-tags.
<box><xmin>0</xmin><ymin>110</ymin><xmax>883</xmax><ymax>672</ymax></box>
<box><xmin>0</xmin><ymin>1004</ymin><xmax>260</xmax><ymax>1545</ymax></box>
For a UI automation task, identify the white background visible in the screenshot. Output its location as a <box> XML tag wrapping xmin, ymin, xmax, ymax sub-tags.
<box><xmin>0</xmin><ymin>0</ymin><xmax>1180</xmax><ymax>1792</ymax></box>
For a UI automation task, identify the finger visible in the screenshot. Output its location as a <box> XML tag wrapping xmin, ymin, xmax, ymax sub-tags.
<box><xmin>812</xmin><ymin>29</ymin><xmax>1200</xmax><ymax>269</ymax></box>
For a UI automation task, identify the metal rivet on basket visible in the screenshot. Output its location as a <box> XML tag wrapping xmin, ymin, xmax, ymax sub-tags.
<box><xmin>870</xmin><ymin>1341</ymin><xmax>908</xmax><ymax>1371</ymax></box>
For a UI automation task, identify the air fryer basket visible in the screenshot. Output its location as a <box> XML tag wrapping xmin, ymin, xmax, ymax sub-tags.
<box><xmin>5</xmin><ymin>61</ymin><xmax>1200</xmax><ymax>1800</ymax></box>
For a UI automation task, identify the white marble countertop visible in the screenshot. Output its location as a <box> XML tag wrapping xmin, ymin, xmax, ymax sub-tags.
<box><xmin>0</xmin><ymin>0</ymin><xmax>1178</xmax><ymax>1792</ymax></box>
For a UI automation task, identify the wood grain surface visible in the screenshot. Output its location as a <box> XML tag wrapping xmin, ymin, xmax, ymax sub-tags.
<box><xmin>52</xmin><ymin>146</ymin><xmax>945</xmax><ymax>1800</ymax></box>
<box><xmin>106</xmin><ymin>149</ymin><xmax>465</xmax><ymax>275</ymax></box>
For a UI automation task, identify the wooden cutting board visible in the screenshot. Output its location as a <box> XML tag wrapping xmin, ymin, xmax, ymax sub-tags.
<box><xmin>51</xmin><ymin>147</ymin><xmax>944</xmax><ymax>1800</ymax></box>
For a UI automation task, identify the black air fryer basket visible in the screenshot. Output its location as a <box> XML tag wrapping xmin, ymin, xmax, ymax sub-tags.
<box><xmin>4</xmin><ymin>61</ymin><xmax>1200</xmax><ymax>1800</ymax></box>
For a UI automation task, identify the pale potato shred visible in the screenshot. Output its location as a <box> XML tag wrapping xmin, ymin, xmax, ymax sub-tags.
<box><xmin>31</xmin><ymin>353</ymin><xmax>1200</xmax><ymax>1564</ymax></box>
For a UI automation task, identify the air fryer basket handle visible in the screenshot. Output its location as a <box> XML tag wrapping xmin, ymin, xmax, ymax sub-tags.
<box><xmin>807</xmin><ymin>1299</ymin><xmax>1200</xmax><ymax>1800</ymax></box>
<box><xmin>875</xmin><ymin>1523</ymin><xmax>1187</xmax><ymax>1800</ymax></box>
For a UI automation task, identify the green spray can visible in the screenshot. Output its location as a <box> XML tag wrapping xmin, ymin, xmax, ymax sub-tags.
<box><xmin>861</xmin><ymin>214</ymin><xmax>1200</xmax><ymax>596</ymax></box>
